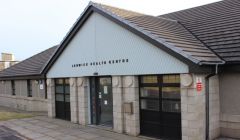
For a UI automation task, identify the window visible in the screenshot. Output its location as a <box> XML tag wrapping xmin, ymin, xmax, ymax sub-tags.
<box><xmin>27</xmin><ymin>80</ymin><xmax>32</xmax><ymax>97</ymax></box>
<box><xmin>140</xmin><ymin>76</ymin><xmax>158</xmax><ymax>84</ymax></box>
<box><xmin>139</xmin><ymin>75</ymin><xmax>181</xmax><ymax>139</ymax></box>
<box><xmin>55</xmin><ymin>78</ymin><xmax>70</xmax><ymax>102</ymax></box>
<box><xmin>55</xmin><ymin>78</ymin><xmax>71</xmax><ymax>120</ymax></box>
<box><xmin>44</xmin><ymin>80</ymin><xmax>47</xmax><ymax>99</ymax></box>
<box><xmin>11</xmin><ymin>80</ymin><xmax>15</xmax><ymax>96</ymax></box>
<box><xmin>140</xmin><ymin>87</ymin><xmax>159</xmax><ymax>98</ymax></box>
<box><xmin>162</xmin><ymin>87</ymin><xmax>180</xmax><ymax>99</ymax></box>
<box><xmin>163</xmin><ymin>75</ymin><xmax>180</xmax><ymax>83</ymax></box>
<box><xmin>140</xmin><ymin>75</ymin><xmax>181</xmax><ymax>113</ymax></box>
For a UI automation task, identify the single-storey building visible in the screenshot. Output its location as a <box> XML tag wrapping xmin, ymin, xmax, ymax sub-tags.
<box><xmin>0</xmin><ymin>46</ymin><xmax>57</xmax><ymax>111</ymax></box>
<box><xmin>0</xmin><ymin>0</ymin><xmax>240</xmax><ymax>139</ymax></box>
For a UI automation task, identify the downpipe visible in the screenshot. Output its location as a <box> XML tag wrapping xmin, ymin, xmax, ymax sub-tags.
<box><xmin>205</xmin><ymin>64</ymin><xmax>219</xmax><ymax>140</ymax></box>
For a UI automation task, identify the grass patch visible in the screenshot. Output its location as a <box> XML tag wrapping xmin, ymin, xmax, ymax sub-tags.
<box><xmin>0</xmin><ymin>111</ymin><xmax>33</xmax><ymax>121</ymax></box>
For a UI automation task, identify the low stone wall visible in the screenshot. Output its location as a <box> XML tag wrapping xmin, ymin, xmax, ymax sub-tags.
<box><xmin>0</xmin><ymin>94</ymin><xmax>47</xmax><ymax>112</ymax></box>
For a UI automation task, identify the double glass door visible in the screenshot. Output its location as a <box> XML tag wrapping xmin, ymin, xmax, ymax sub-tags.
<box><xmin>90</xmin><ymin>77</ymin><xmax>113</xmax><ymax>126</ymax></box>
<box><xmin>140</xmin><ymin>75</ymin><xmax>181</xmax><ymax>139</ymax></box>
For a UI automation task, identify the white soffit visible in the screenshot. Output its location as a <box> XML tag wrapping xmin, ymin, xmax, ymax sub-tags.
<box><xmin>47</xmin><ymin>13</ymin><xmax>189</xmax><ymax>78</ymax></box>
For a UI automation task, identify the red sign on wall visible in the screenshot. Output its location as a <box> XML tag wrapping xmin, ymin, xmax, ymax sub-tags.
<box><xmin>196</xmin><ymin>77</ymin><xmax>202</xmax><ymax>92</ymax></box>
<box><xmin>196</xmin><ymin>82</ymin><xmax>202</xmax><ymax>92</ymax></box>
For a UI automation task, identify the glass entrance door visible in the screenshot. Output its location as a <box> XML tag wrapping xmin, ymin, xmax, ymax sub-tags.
<box><xmin>55</xmin><ymin>78</ymin><xmax>71</xmax><ymax>121</ymax></box>
<box><xmin>90</xmin><ymin>77</ymin><xmax>113</xmax><ymax>126</ymax></box>
<box><xmin>98</xmin><ymin>77</ymin><xmax>113</xmax><ymax>126</ymax></box>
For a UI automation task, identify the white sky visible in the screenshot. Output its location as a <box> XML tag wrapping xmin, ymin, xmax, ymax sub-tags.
<box><xmin>0</xmin><ymin>0</ymin><xmax>221</xmax><ymax>60</ymax></box>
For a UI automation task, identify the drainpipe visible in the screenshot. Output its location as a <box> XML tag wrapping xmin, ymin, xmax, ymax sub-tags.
<box><xmin>205</xmin><ymin>64</ymin><xmax>219</xmax><ymax>140</ymax></box>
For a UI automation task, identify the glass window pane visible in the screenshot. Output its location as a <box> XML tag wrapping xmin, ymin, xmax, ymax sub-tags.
<box><xmin>162</xmin><ymin>87</ymin><xmax>180</xmax><ymax>99</ymax></box>
<box><xmin>65</xmin><ymin>85</ymin><xmax>70</xmax><ymax>94</ymax></box>
<box><xmin>56</xmin><ymin>94</ymin><xmax>64</xmax><ymax>101</ymax></box>
<box><xmin>141</xmin><ymin>87</ymin><xmax>159</xmax><ymax>98</ymax></box>
<box><xmin>56</xmin><ymin>79</ymin><xmax>64</xmax><ymax>85</ymax></box>
<box><xmin>56</xmin><ymin>86</ymin><xmax>64</xmax><ymax>93</ymax></box>
<box><xmin>141</xmin><ymin>76</ymin><xmax>158</xmax><ymax>83</ymax></box>
<box><xmin>141</xmin><ymin>99</ymin><xmax>159</xmax><ymax>111</ymax></box>
<box><xmin>163</xmin><ymin>75</ymin><xmax>180</xmax><ymax>83</ymax></box>
<box><xmin>65</xmin><ymin>79</ymin><xmax>69</xmax><ymax>84</ymax></box>
<box><xmin>162</xmin><ymin>100</ymin><xmax>181</xmax><ymax>113</ymax></box>
<box><xmin>100</xmin><ymin>78</ymin><xmax>111</xmax><ymax>85</ymax></box>
<box><xmin>65</xmin><ymin>94</ymin><xmax>70</xmax><ymax>102</ymax></box>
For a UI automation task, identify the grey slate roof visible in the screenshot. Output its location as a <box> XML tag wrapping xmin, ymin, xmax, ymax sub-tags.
<box><xmin>0</xmin><ymin>46</ymin><xmax>58</xmax><ymax>79</ymax></box>
<box><xmin>160</xmin><ymin>0</ymin><xmax>240</xmax><ymax>63</ymax></box>
<box><xmin>43</xmin><ymin>1</ymin><xmax>224</xmax><ymax>75</ymax></box>
<box><xmin>92</xmin><ymin>3</ymin><xmax>223</xmax><ymax>64</ymax></box>
<box><xmin>3</xmin><ymin>0</ymin><xmax>239</xmax><ymax>78</ymax></box>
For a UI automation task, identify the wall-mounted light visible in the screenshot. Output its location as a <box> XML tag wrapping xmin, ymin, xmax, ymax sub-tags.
<box><xmin>1</xmin><ymin>81</ymin><xmax>5</xmax><ymax>84</ymax></box>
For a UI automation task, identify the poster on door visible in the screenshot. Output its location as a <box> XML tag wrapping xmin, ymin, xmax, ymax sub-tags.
<box><xmin>104</xmin><ymin>86</ymin><xmax>108</xmax><ymax>94</ymax></box>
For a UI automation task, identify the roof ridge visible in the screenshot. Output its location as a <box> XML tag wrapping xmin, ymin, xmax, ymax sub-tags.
<box><xmin>92</xmin><ymin>2</ymin><xmax>180</xmax><ymax>24</ymax></box>
<box><xmin>156</xmin><ymin>16</ymin><xmax>178</xmax><ymax>23</ymax></box>
<box><xmin>177</xmin><ymin>21</ymin><xmax>225</xmax><ymax>64</ymax></box>
<box><xmin>89</xmin><ymin>2</ymin><xmax>224</xmax><ymax>64</ymax></box>
<box><xmin>90</xmin><ymin>2</ymin><xmax>146</xmax><ymax>16</ymax></box>
<box><xmin>159</xmin><ymin>0</ymin><xmax>223</xmax><ymax>17</ymax></box>
<box><xmin>91</xmin><ymin>3</ymin><xmax>206</xmax><ymax>64</ymax></box>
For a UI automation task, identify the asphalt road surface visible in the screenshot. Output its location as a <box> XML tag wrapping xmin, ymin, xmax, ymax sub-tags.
<box><xmin>0</xmin><ymin>126</ymin><xmax>25</xmax><ymax>140</ymax></box>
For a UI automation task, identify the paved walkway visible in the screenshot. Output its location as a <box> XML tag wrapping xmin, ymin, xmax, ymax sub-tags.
<box><xmin>0</xmin><ymin>106</ymin><xmax>237</xmax><ymax>140</ymax></box>
<box><xmin>216</xmin><ymin>138</ymin><xmax>238</xmax><ymax>140</ymax></box>
<box><xmin>0</xmin><ymin>116</ymin><xmax>150</xmax><ymax>140</ymax></box>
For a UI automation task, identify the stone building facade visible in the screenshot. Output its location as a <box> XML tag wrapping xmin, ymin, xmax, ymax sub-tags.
<box><xmin>0</xmin><ymin>47</ymin><xmax>57</xmax><ymax>112</ymax></box>
<box><xmin>1</xmin><ymin>1</ymin><xmax>240</xmax><ymax>140</ymax></box>
<box><xmin>0</xmin><ymin>80</ymin><xmax>47</xmax><ymax>111</ymax></box>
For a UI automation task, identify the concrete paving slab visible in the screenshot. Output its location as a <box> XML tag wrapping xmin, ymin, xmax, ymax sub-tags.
<box><xmin>22</xmin><ymin>132</ymin><xmax>44</xmax><ymax>139</ymax></box>
<box><xmin>44</xmin><ymin>131</ymin><xmax>62</xmax><ymax>137</ymax></box>
<box><xmin>5</xmin><ymin>116</ymin><xmax>146</xmax><ymax>140</ymax></box>
<box><xmin>34</xmin><ymin>136</ymin><xmax>56</xmax><ymax>140</ymax></box>
<box><xmin>55</xmin><ymin>135</ymin><xmax>79</xmax><ymax>140</ymax></box>
<box><xmin>216</xmin><ymin>138</ymin><xmax>238</xmax><ymax>140</ymax></box>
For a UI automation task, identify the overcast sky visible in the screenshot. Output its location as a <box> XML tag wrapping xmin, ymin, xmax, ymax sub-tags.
<box><xmin>0</xmin><ymin>0</ymin><xmax>221</xmax><ymax>61</ymax></box>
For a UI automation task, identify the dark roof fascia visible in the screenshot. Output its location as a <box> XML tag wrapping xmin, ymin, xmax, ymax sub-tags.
<box><xmin>42</xmin><ymin>5</ymin><xmax>214</xmax><ymax>74</ymax></box>
<box><xmin>189</xmin><ymin>64</ymin><xmax>215</xmax><ymax>74</ymax></box>
<box><xmin>0</xmin><ymin>74</ymin><xmax>45</xmax><ymax>81</ymax></box>
<box><xmin>220</xmin><ymin>64</ymin><xmax>240</xmax><ymax>73</ymax></box>
<box><xmin>0</xmin><ymin>61</ymin><xmax>19</xmax><ymax>62</ymax></box>
<box><xmin>225</xmin><ymin>61</ymin><xmax>240</xmax><ymax>65</ymax></box>
<box><xmin>41</xmin><ymin>6</ymin><xmax>94</xmax><ymax>75</ymax></box>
